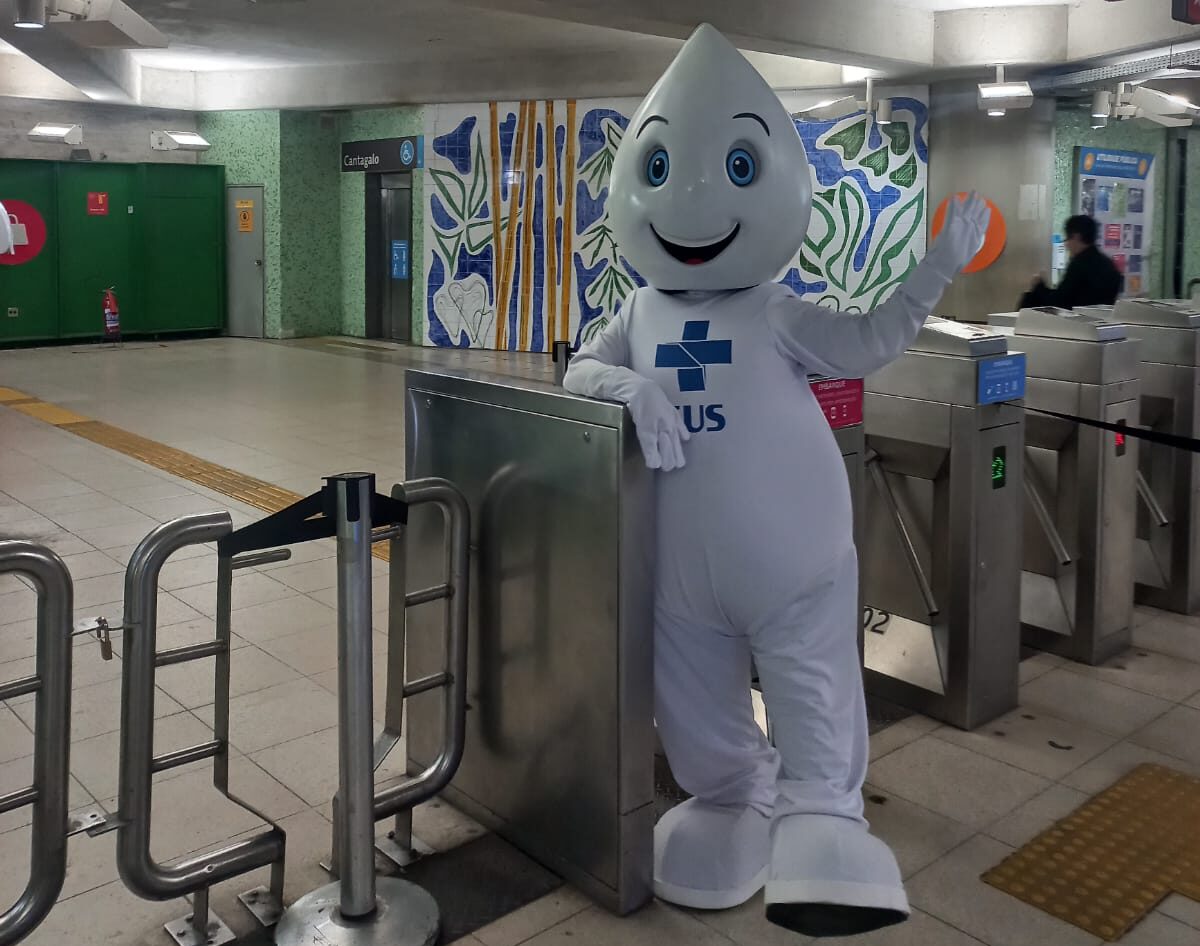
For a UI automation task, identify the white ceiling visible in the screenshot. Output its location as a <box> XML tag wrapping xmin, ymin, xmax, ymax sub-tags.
<box><xmin>0</xmin><ymin>0</ymin><xmax>1195</xmax><ymax>110</ymax></box>
<box><xmin>900</xmin><ymin>0</ymin><xmax>1074</xmax><ymax>9</ymax></box>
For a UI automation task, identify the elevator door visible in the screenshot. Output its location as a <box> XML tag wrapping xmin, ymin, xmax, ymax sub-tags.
<box><xmin>381</xmin><ymin>175</ymin><xmax>412</xmax><ymax>343</ymax></box>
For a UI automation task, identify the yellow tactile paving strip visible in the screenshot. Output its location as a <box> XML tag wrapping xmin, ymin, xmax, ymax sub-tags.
<box><xmin>1</xmin><ymin>388</ymin><xmax>392</xmax><ymax>562</ymax></box>
<box><xmin>983</xmin><ymin>763</ymin><xmax>1200</xmax><ymax>941</ymax></box>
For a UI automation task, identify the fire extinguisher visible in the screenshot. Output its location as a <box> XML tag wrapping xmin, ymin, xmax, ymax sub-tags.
<box><xmin>102</xmin><ymin>287</ymin><xmax>121</xmax><ymax>341</ymax></box>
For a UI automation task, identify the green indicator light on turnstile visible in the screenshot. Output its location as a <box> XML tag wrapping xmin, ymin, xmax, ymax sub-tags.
<box><xmin>992</xmin><ymin>446</ymin><xmax>1007</xmax><ymax>489</ymax></box>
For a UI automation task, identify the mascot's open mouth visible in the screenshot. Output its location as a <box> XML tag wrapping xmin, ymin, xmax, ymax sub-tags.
<box><xmin>651</xmin><ymin>224</ymin><xmax>740</xmax><ymax>266</ymax></box>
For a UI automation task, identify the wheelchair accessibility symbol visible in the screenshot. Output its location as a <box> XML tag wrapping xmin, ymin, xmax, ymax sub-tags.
<box><xmin>400</xmin><ymin>140</ymin><xmax>415</xmax><ymax>166</ymax></box>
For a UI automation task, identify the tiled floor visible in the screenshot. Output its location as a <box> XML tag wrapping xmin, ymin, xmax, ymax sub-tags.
<box><xmin>0</xmin><ymin>337</ymin><xmax>1198</xmax><ymax>946</ymax></box>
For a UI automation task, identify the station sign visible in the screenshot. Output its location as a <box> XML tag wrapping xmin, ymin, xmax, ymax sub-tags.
<box><xmin>977</xmin><ymin>354</ymin><xmax>1026</xmax><ymax>405</ymax></box>
<box><xmin>341</xmin><ymin>136</ymin><xmax>424</xmax><ymax>173</ymax></box>
<box><xmin>809</xmin><ymin>377</ymin><xmax>863</xmax><ymax>429</ymax></box>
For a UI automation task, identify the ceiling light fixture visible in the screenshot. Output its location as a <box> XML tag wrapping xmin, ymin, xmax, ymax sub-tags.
<box><xmin>794</xmin><ymin>78</ymin><xmax>894</xmax><ymax>126</ymax></box>
<box><xmin>27</xmin><ymin>122</ymin><xmax>83</xmax><ymax>144</ymax></box>
<box><xmin>150</xmin><ymin>130</ymin><xmax>211</xmax><ymax>152</ymax></box>
<box><xmin>14</xmin><ymin>0</ymin><xmax>46</xmax><ymax>28</ymax></box>
<box><xmin>977</xmin><ymin>65</ymin><xmax>1033</xmax><ymax>113</ymax></box>
<box><xmin>988</xmin><ymin>108</ymin><xmax>1007</xmax><ymax>118</ymax></box>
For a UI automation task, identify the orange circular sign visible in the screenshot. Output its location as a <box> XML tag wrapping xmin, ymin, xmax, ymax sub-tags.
<box><xmin>931</xmin><ymin>193</ymin><xmax>1007</xmax><ymax>275</ymax></box>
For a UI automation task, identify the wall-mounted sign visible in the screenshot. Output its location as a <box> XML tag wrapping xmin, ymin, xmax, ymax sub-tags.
<box><xmin>87</xmin><ymin>192</ymin><xmax>109</xmax><ymax>216</ymax></box>
<box><xmin>0</xmin><ymin>200</ymin><xmax>47</xmax><ymax>266</ymax></box>
<box><xmin>391</xmin><ymin>239</ymin><xmax>410</xmax><ymax>280</ymax></box>
<box><xmin>932</xmin><ymin>193</ymin><xmax>1007</xmax><ymax>274</ymax></box>
<box><xmin>236</xmin><ymin>199</ymin><xmax>255</xmax><ymax>233</ymax></box>
<box><xmin>341</xmin><ymin>136</ymin><xmax>423</xmax><ymax>173</ymax></box>
<box><xmin>1075</xmin><ymin>146</ymin><xmax>1154</xmax><ymax>297</ymax></box>
<box><xmin>1173</xmin><ymin>0</ymin><xmax>1200</xmax><ymax>25</ymax></box>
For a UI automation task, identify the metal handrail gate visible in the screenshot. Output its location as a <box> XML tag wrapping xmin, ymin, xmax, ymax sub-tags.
<box><xmin>118</xmin><ymin>513</ymin><xmax>288</xmax><ymax>946</ymax></box>
<box><xmin>370</xmin><ymin>479</ymin><xmax>470</xmax><ymax>865</ymax></box>
<box><xmin>0</xmin><ymin>542</ymin><xmax>73</xmax><ymax>946</ymax></box>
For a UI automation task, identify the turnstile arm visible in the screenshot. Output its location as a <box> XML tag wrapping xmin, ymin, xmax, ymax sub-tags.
<box><xmin>1136</xmin><ymin>471</ymin><xmax>1170</xmax><ymax>528</ymax></box>
<box><xmin>1021</xmin><ymin>453</ymin><xmax>1072</xmax><ymax>567</ymax></box>
<box><xmin>865</xmin><ymin>450</ymin><xmax>939</xmax><ymax>617</ymax></box>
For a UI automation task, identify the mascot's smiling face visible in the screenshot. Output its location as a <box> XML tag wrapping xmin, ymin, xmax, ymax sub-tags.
<box><xmin>609</xmin><ymin>23</ymin><xmax>813</xmax><ymax>292</ymax></box>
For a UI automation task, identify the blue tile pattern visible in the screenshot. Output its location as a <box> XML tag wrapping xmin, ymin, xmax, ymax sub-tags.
<box><xmin>421</xmin><ymin>94</ymin><xmax>929</xmax><ymax>349</ymax></box>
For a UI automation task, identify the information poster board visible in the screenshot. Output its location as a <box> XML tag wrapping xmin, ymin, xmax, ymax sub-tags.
<box><xmin>1075</xmin><ymin>147</ymin><xmax>1154</xmax><ymax>298</ymax></box>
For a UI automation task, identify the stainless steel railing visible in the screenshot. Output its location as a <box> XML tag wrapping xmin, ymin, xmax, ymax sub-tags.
<box><xmin>0</xmin><ymin>542</ymin><xmax>73</xmax><ymax>946</ymax></box>
<box><xmin>116</xmin><ymin>514</ymin><xmax>287</xmax><ymax>943</ymax></box>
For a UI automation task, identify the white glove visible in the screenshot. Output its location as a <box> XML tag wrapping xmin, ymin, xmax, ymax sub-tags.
<box><xmin>604</xmin><ymin>367</ymin><xmax>690</xmax><ymax>471</ymax></box>
<box><xmin>924</xmin><ymin>191</ymin><xmax>991</xmax><ymax>281</ymax></box>
<box><xmin>899</xmin><ymin>191</ymin><xmax>990</xmax><ymax>310</ymax></box>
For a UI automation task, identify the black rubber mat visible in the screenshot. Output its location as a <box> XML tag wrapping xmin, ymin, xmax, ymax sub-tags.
<box><xmin>399</xmin><ymin>832</ymin><xmax>564</xmax><ymax>943</ymax></box>
<box><xmin>234</xmin><ymin>833</ymin><xmax>562</xmax><ymax>945</ymax></box>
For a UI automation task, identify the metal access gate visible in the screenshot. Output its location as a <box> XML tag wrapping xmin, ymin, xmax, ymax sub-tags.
<box><xmin>0</xmin><ymin>543</ymin><xmax>72</xmax><ymax>946</ymax></box>
<box><xmin>0</xmin><ymin>468</ymin><xmax>470</xmax><ymax>946</ymax></box>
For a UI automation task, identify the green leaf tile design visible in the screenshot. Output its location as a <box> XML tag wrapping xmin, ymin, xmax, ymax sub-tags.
<box><xmin>862</xmin><ymin>146</ymin><xmax>890</xmax><ymax>177</ymax></box>
<box><xmin>826</xmin><ymin>118</ymin><xmax>868</xmax><ymax>161</ymax></box>
<box><xmin>889</xmin><ymin>154</ymin><xmax>918</xmax><ymax>188</ymax></box>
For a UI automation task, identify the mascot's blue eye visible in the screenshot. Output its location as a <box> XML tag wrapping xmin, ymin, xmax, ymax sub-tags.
<box><xmin>646</xmin><ymin>149</ymin><xmax>670</xmax><ymax>187</ymax></box>
<box><xmin>726</xmin><ymin>148</ymin><xmax>756</xmax><ymax>186</ymax></box>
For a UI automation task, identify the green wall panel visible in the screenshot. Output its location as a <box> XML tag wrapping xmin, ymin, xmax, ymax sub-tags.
<box><xmin>139</xmin><ymin>164</ymin><xmax>224</xmax><ymax>333</ymax></box>
<box><xmin>0</xmin><ymin>160</ymin><xmax>58</xmax><ymax>342</ymax></box>
<box><xmin>56</xmin><ymin>163</ymin><xmax>137</xmax><ymax>338</ymax></box>
<box><xmin>279</xmin><ymin>111</ymin><xmax>342</xmax><ymax>337</ymax></box>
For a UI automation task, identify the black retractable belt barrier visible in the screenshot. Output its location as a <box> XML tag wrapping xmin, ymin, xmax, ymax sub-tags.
<box><xmin>1024</xmin><ymin>407</ymin><xmax>1200</xmax><ymax>454</ymax></box>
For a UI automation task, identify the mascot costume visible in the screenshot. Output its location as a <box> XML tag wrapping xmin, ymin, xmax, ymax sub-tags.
<box><xmin>564</xmin><ymin>23</ymin><xmax>989</xmax><ymax>939</ymax></box>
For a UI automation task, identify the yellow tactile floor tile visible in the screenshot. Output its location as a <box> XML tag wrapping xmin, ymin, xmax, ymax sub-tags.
<box><xmin>12</xmin><ymin>401</ymin><xmax>92</xmax><ymax>426</ymax></box>
<box><xmin>983</xmin><ymin>763</ymin><xmax>1200</xmax><ymax>941</ymax></box>
<box><xmin>0</xmin><ymin>387</ymin><xmax>32</xmax><ymax>403</ymax></box>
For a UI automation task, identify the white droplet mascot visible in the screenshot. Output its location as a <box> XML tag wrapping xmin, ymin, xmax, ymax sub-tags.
<box><xmin>564</xmin><ymin>23</ymin><xmax>988</xmax><ymax>938</ymax></box>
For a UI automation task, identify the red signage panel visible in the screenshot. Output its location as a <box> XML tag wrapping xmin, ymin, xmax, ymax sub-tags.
<box><xmin>0</xmin><ymin>200</ymin><xmax>48</xmax><ymax>266</ymax></box>
<box><xmin>809</xmin><ymin>377</ymin><xmax>864</xmax><ymax>430</ymax></box>
<box><xmin>87</xmin><ymin>192</ymin><xmax>109</xmax><ymax>216</ymax></box>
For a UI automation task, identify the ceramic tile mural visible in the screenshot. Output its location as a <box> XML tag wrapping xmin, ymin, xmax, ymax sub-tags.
<box><xmin>420</xmin><ymin>88</ymin><xmax>930</xmax><ymax>351</ymax></box>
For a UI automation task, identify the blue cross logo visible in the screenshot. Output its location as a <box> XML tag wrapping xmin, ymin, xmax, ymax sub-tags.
<box><xmin>655</xmin><ymin>321</ymin><xmax>732</xmax><ymax>392</ymax></box>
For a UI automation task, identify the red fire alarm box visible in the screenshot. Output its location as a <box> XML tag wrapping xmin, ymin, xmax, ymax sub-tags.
<box><xmin>1173</xmin><ymin>0</ymin><xmax>1200</xmax><ymax>24</ymax></box>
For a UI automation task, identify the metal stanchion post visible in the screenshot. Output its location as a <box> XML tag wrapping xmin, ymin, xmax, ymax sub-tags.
<box><xmin>274</xmin><ymin>474</ymin><xmax>440</xmax><ymax>946</ymax></box>
<box><xmin>335</xmin><ymin>474</ymin><xmax>377</xmax><ymax>920</ymax></box>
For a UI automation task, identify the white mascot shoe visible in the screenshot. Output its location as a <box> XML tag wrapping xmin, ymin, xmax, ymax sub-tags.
<box><xmin>764</xmin><ymin>814</ymin><xmax>909</xmax><ymax>937</ymax></box>
<box><xmin>654</xmin><ymin>799</ymin><xmax>771</xmax><ymax>910</ymax></box>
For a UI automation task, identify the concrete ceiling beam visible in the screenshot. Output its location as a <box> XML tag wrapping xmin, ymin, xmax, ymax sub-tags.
<box><xmin>1067</xmin><ymin>0</ymin><xmax>1200</xmax><ymax>61</ymax></box>
<box><xmin>449</xmin><ymin>0</ymin><xmax>936</xmax><ymax>69</ymax></box>
<box><xmin>138</xmin><ymin>49</ymin><xmax>845</xmax><ymax>112</ymax></box>
<box><xmin>0</xmin><ymin>24</ymin><xmax>137</xmax><ymax>103</ymax></box>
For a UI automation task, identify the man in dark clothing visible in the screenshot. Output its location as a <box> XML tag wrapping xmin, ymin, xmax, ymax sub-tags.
<box><xmin>1019</xmin><ymin>215</ymin><xmax>1123</xmax><ymax>310</ymax></box>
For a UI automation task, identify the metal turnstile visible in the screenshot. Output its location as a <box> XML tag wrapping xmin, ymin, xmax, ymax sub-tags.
<box><xmin>1097</xmin><ymin>299</ymin><xmax>1200</xmax><ymax>614</ymax></box>
<box><xmin>993</xmin><ymin>306</ymin><xmax>1140</xmax><ymax>664</ymax></box>
<box><xmin>402</xmin><ymin>369</ymin><xmax>655</xmax><ymax>915</ymax></box>
<box><xmin>861</xmin><ymin>318</ymin><xmax>1025</xmax><ymax>729</ymax></box>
